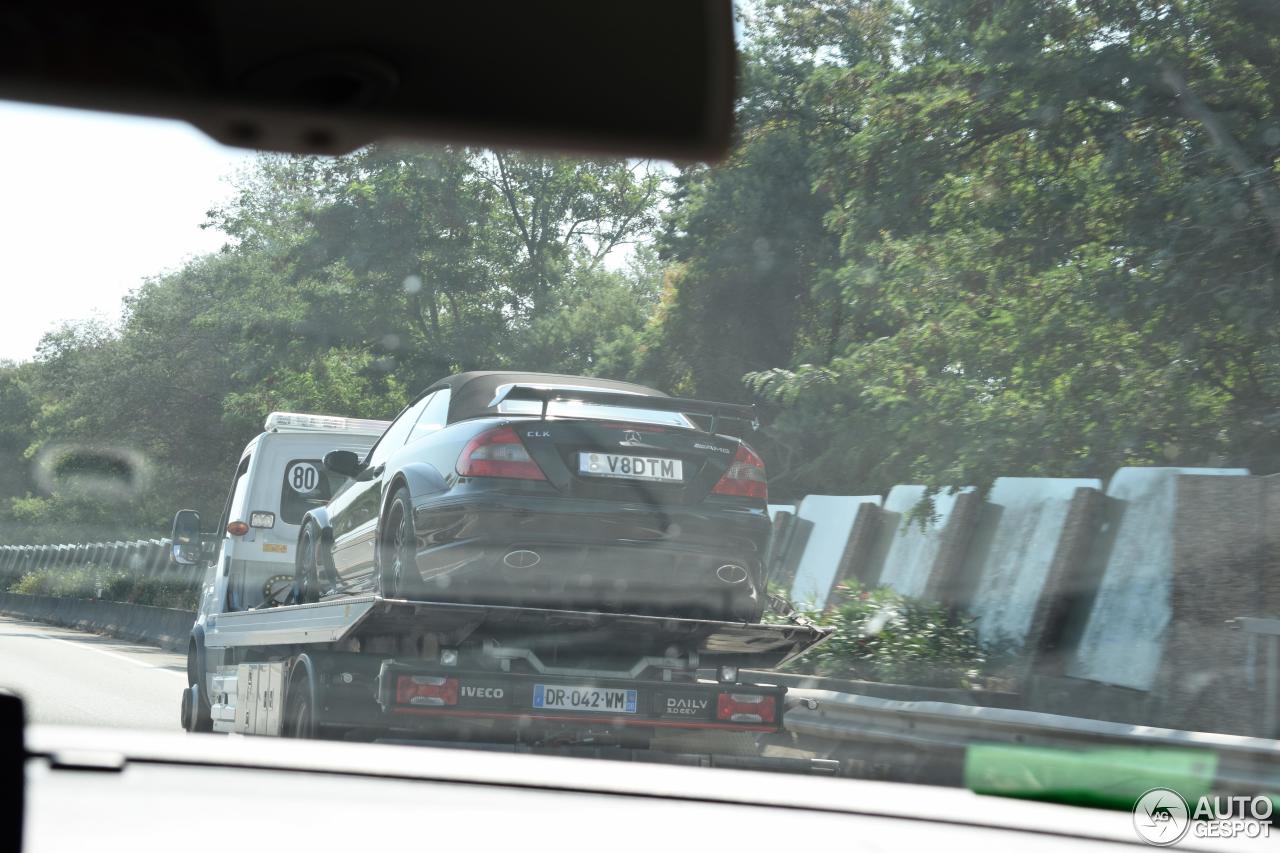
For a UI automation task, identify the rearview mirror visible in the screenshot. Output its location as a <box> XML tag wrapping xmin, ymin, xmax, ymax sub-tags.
<box><xmin>323</xmin><ymin>450</ymin><xmax>363</xmax><ymax>479</ymax></box>
<box><xmin>0</xmin><ymin>2</ymin><xmax>735</xmax><ymax>159</ymax></box>
<box><xmin>170</xmin><ymin>509</ymin><xmax>202</xmax><ymax>566</ymax></box>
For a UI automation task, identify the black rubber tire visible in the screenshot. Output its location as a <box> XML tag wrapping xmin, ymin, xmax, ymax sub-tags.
<box><xmin>295</xmin><ymin>520</ymin><xmax>324</xmax><ymax>604</ymax></box>
<box><xmin>283</xmin><ymin>656</ymin><xmax>317</xmax><ymax>739</ymax></box>
<box><xmin>377</xmin><ymin>486</ymin><xmax>424</xmax><ymax>600</ymax></box>
<box><xmin>185</xmin><ymin>638</ymin><xmax>213</xmax><ymax>733</ymax></box>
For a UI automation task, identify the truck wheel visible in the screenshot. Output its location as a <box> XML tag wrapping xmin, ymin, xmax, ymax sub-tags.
<box><xmin>295</xmin><ymin>521</ymin><xmax>324</xmax><ymax>604</ymax></box>
<box><xmin>184</xmin><ymin>637</ymin><xmax>213</xmax><ymax>733</ymax></box>
<box><xmin>378</xmin><ymin>486</ymin><xmax>423</xmax><ymax>600</ymax></box>
<box><xmin>283</xmin><ymin>655</ymin><xmax>317</xmax><ymax>738</ymax></box>
<box><xmin>180</xmin><ymin>684</ymin><xmax>213</xmax><ymax>733</ymax></box>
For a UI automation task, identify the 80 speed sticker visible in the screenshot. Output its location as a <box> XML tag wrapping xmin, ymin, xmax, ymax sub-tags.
<box><xmin>287</xmin><ymin>462</ymin><xmax>320</xmax><ymax>494</ymax></box>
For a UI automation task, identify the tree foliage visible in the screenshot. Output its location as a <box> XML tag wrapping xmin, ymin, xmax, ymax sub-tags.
<box><xmin>0</xmin><ymin>148</ymin><xmax>665</xmax><ymax>541</ymax></box>
<box><xmin>660</xmin><ymin>0</ymin><xmax>1280</xmax><ymax>497</ymax></box>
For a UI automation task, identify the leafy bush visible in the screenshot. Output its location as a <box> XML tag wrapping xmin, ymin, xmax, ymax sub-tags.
<box><xmin>12</xmin><ymin>566</ymin><xmax>103</xmax><ymax>597</ymax></box>
<box><xmin>9</xmin><ymin>566</ymin><xmax>199</xmax><ymax>610</ymax></box>
<box><xmin>779</xmin><ymin>582</ymin><xmax>996</xmax><ymax>688</ymax></box>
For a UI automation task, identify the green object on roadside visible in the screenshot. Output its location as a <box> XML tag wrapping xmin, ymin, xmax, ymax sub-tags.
<box><xmin>964</xmin><ymin>745</ymin><xmax>1218</xmax><ymax>811</ymax></box>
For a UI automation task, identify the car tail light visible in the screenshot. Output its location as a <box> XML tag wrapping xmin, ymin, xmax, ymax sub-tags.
<box><xmin>456</xmin><ymin>426</ymin><xmax>546</xmax><ymax>480</ymax></box>
<box><xmin>396</xmin><ymin>675</ymin><xmax>459</xmax><ymax>707</ymax></box>
<box><xmin>716</xmin><ymin>692</ymin><xmax>776</xmax><ymax>724</ymax></box>
<box><xmin>711</xmin><ymin>444</ymin><xmax>767</xmax><ymax>499</ymax></box>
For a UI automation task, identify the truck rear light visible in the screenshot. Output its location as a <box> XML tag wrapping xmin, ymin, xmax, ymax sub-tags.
<box><xmin>396</xmin><ymin>675</ymin><xmax>459</xmax><ymax>707</ymax></box>
<box><xmin>710</xmin><ymin>444</ymin><xmax>767</xmax><ymax>500</ymax></box>
<box><xmin>716</xmin><ymin>692</ymin><xmax>776</xmax><ymax>724</ymax></box>
<box><xmin>456</xmin><ymin>426</ymin><xmax>547</xmax><ymax>480</ymax></box>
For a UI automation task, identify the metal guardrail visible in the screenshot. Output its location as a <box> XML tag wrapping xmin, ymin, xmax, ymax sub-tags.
<box><xmin>0</xmin><ymin>539</ymin><xmax>200</xmax><ymax>590</ymax></box>
<box><xmin>783</xmin><ymin>687</ymin><xmax>1280</xmax><ymax>791</ymax></box>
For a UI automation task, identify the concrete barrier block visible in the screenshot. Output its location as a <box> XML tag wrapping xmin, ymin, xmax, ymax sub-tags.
<box><xmin>872</xmin><ymin>485</ymin><xmax>974</xmax><ymax>598</ymax></box>
<box><xmin>821</xmin><ymin>501</ymin><xmax>883</xmax><ymax>611</ymax></box>
<box><xmin>788</xmin><ymin>494</ymin><xmax>882</xmax><ymax>608</ymax></box>
<box><xmin>1067</xmin><ymin>466</ymin><xmax>1247</xmax><ymax>691</ymax></box>
<box><xmin>961</xmin><ymin>478</ymin><xmax>1104</xmax><ymax>648</ymax></box>
<box><xmin>1147</xmin><ymin>474</ymin><xmax>1280</xmax><ymax>735</ymax></box>
<box><xmin>923</xmin><ymin>490</ymin><xmax>985</xmax><ymax>606</ymax></box>
<box><xmin>0</xmin><ymin>592</ymin><xmax>195</xmax><ymax>652</ymax></box>
<box><xmin>763</xmin><ymin>510</ymin><xmax>793</xmax><ymax>584</ymax></box>
<box><xmin>774</xmin><ymin>515</ymin><xmax>812</xmax><ymax>592</ymax></box>
<box><xmin>1023</xmin><ymin>486</ymin><xmax>1107</xmax><ymax>677</ymax></box>
<box><xmin>767</xmin><ymin>503</ymin><xmax>796</xmax><ymax>521</ymax></box>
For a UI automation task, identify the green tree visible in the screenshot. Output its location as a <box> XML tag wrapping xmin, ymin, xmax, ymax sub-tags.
<box><xmin>1</xmin><ymin>143</ymin><xmax>669</xmax><ymax>543</ymax></box>
<box><xmin>0</xmin><ymin>361</ymin><xmax>39</xmax><ymax>540</ymax></box>
<box><xmin>654</xmin><ymin>0</ymin><xmax>1280</xmax><ymax>497</ymax></box>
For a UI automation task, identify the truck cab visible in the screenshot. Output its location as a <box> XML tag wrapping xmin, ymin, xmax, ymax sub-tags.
<box><xmin>171</xmin><ymin>412</ymin><xmax>388</xmax><ymax>727</ymax></box>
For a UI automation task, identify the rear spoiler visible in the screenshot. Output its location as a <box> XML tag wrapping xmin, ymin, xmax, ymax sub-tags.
<box><xmin>488</xmin><ymin>383</ymin><xmax>758</xmax><ymax>433</ymax></box>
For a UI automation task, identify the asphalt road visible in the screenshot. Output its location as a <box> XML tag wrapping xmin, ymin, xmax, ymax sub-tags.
<box><xmin>0</xmin><ymin>615</ymin><xmax>186</xmax><ymax>729</ymax></box>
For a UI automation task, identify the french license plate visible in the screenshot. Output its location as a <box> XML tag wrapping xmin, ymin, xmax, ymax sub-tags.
<box><xmin>533</xmin><ymin>683</ymin><xmax>638</xmax><ymax>714</ymax></box>
<box><xmin>578</xmin><ymin>452</ymin><xmax>682</xmax><ymax>482</ymax></box>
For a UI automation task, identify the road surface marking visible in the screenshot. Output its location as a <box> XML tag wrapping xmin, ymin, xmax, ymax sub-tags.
<box><xmin>10</xmin><ymin>626</ymin><xmax>187</xmax><ymax>678</ymax></box>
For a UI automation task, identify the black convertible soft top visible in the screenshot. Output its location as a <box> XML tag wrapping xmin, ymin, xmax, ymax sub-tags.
<box><xmin>424</xmin><ymin>371</ymin><xmax>669</xmax><ymax>424</ymax></box>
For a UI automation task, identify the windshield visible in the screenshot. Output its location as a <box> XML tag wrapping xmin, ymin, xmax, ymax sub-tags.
<box><xmin>2</xmin><ymin>0</ymin><xmax>1278</xmax><ymax>827</ymax></box>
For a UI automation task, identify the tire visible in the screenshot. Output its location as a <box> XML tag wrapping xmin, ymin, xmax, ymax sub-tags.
<box><xmin>181</xmin><ymin>684</ymin><xmax>213</xmax><ymax>733</ymax></box>
<box><xmin>377</xmin><ymin>486</ymin><xmax>423</xmax><ymax>600</ymax></box>
<box><xmin>295</xmin><ymin>520</ymin><xmax>325</xmax><ymax>604</ymax></box>
<box><xmin>283</xmin><ymin>656</ymin><xmax>317</xmax><ymax>739</ymax></box>
<box><xmin>184</xmin><ymin>638</ymin><xmax>213</xmax><ymax>733</ymax></box>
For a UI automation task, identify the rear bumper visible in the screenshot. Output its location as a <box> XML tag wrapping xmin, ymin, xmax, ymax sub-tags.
<box><xmin>409</xmin><ymin>492</ymin><xmax>769</xmax><ymax>620</ymax></box>
<box><xmin>376</xmin><ymin>662</ymin><xmax>786</xmax><ymax>736</ymax></box>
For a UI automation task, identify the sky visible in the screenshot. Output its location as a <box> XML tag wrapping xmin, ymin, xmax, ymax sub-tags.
<box><xmin>0</xmin><ymin>101</ymin><xmax>256</xmax><ymax>362</ymax></box>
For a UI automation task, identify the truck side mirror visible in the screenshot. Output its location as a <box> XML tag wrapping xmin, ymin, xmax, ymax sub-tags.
<box><xmin>170</xmin><ymin>509</ymin><xmax>203</xmax><ymax>565</ymax></box>
<box><xmin>323</xmin><ymin>450</ymin><xmax>363</xmax><ymax>479</ymax></box>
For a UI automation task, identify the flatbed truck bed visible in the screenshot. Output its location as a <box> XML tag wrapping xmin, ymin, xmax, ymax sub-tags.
<box><xmin>186</xmin><ymin>595</ymin><xmax>832</xmax><ymax>754</ymax></box>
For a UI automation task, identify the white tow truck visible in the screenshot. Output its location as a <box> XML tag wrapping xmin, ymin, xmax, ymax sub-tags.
<box><xmin>173</xmin><ymin>413</ymin><xmax>832</xmax><ymax>766</ymax></box>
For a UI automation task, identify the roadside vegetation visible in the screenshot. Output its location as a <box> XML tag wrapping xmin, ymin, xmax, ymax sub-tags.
<box><xmin>770</xmin><ymin>582</ymin><xmax>1008</xmax><ymax>688</ymax></box>
<box><xmin>8</xmin><ymin>567</ymin><xmax>199</xmax><ymax>610</ymax></box>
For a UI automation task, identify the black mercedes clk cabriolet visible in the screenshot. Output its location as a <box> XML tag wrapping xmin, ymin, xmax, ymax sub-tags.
<box><xmin>295</xmin><ymin>371</ymin><xmax>770</xmax><ymax>621</ymax></box>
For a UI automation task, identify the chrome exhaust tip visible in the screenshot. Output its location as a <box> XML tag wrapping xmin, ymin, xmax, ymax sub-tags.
<box><xmin>716</xmin><ymin>564</ymin><xmax>749</xmax><ymax>585</ymax></box>
<box><xmin>503</xmin><ymin>549</ymin><xmax>541</xmax><ymax>569</ymax></box>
